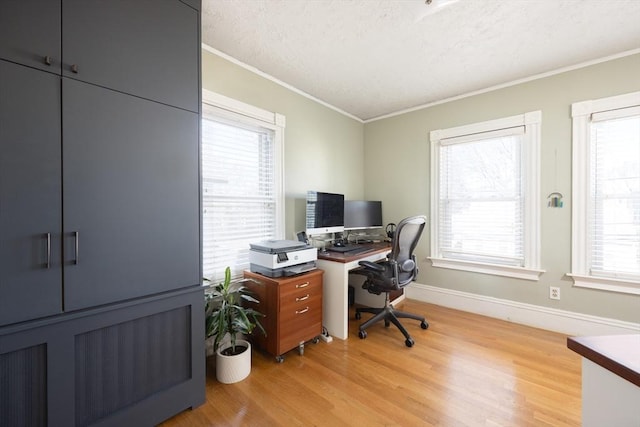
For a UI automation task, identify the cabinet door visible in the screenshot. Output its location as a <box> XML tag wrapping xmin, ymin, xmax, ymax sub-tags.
<box><xmin>62</xmin><ymin>0</ymin><xmax>199</xmax><ymax>112</ymax></box>
<box><xmin>0</xmin><ymin>61</ymin><xmax>62</xmax><ymax>325</ymax></box>
<box><xmin>62</xmin><ymin>79</ymin><xmax>199</xmax><ymax>311</ymax></box>
<box><xmin>0</xmin><ymin>0</ymin><xmax>61</xmax><ymax>73</ymax></box>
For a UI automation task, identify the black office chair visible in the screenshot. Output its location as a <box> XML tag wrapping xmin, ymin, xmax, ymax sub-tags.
<box><xmin>351</xmin><ymin>215</ymin><xmax>428</xmax><ymax>347</ymax></box>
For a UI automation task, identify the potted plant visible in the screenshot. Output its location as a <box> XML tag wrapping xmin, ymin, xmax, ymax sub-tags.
<box><xmin>204</xmin><ymin>267</ymin><xmax>265</xmax><ymax>384</ymax></box>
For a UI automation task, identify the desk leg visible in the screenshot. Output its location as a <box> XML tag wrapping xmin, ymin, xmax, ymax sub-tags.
<box><xmin>317</xmin><ymin>259</ymin><xmax>349</xmax><ymax>340</ymax></box>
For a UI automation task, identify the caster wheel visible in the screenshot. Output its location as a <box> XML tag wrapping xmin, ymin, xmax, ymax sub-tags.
<box><xmin>298</xmin><ymin>344</ymin><xmax>305</xmax><ymax>356</ymax></box>
<box><xmin>384</xmin><ymin>320</ymin><xmax>390</xmax><ymax>328</ymax></box>
<box><xmin>421</xmin><ymin>321</ymin><xmax>429</xmax><ymax>330</ymax></box>
<box><xmin>355</xmin><ymin>312</ymin><xmax>362</xmax><ymax>320</ymax></box>
<box><xmin>275</xmin><ymin>355</ymin><xmax>285</xmax><ymax>363</ymax></box>
<box><xmin>358</xmin><ymin>330</ymin><xmax>367</xmax><ymax>339</ymax></box>
<box><xmin>312</xmin><ymin>336</ymin><xmax>320</xmax><ymax>344</ymax></box>
<box><xmin>405</xmin><ymin>338</ymin><xmax>414</xmax><ymax>348</ymax></box>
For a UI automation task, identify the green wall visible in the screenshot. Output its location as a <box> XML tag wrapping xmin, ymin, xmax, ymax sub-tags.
<box><xmin>202</xmin><ymin>49</ymin><xmax>365</xmax><ymax>240</ymax></box>
<box><xmin>203</xmin><ymin>47</ymin><xmax>639</xmax><ymax>323</ymax></box>
<box><xmin>364</xmin><ymin>53</ymin><xmax>640</xmax><ymax>323</ymax></box>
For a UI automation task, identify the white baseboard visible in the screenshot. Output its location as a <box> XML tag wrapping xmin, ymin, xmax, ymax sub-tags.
<box><xmin>406</xmin><ymin>283</ymin><xmax>640</xmax><ymax>336</ymax></box>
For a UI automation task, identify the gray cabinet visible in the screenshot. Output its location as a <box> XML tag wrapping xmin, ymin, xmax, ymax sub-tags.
<box><xmin>0</xmin><ymin>0</ymin><xmax>205</xmax><ymax>427</ymax></box>
<box><xmin>62</xmin><ymin>78</ymin><xmax>200</xmax><ymax>310</ymax></box>
<box><xmin>0</xmin><ymin>61</ymin><xmax>63</xmax><ymax>325</ymax></box>
<box><xmin>62</xmin><ymin>0</ymin><xmax>199</xmax><ymax>112</ymax></box>
<box><xmin>0</xmin><ymin>0</ymin><xmax>201</xmax><ymax>319</ymax></box>
<box><xmin>1</xmin><ymin>0</ymin><xmax>199</xmax><ymax>112</ymax></box>
<box><xmin>0</xmin><ymin>0</ymin><xmax>61</xmax><ymax>73</ymax></box>
<box><xmin>1</xmin><ymin>1</ymin><xmax>203</xmax><ymax>424</ymax></box>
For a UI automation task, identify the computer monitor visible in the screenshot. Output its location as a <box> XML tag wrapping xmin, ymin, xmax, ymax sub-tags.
<box><xmin>305</xmin><ymin>191</ymin><xmax>345</xmax><ymax>236</ymax></box>
<box><xmin>344</xmin><ymin>200</ymin><xmax>383</xmax><ymax>230</ymax></box>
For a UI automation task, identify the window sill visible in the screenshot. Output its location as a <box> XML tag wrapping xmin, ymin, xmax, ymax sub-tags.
<box><xmin>429</xmin><ymin>257</ymin><xmax>544</xmax><ymax>281</ymax></box>
<box><xmin>568</xmin><ymin>274</ymin><xmax>640</xmax><ymax>295</ymax></box>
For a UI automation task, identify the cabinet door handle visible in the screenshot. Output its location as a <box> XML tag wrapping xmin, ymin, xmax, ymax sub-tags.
<box><xmin>73</xmin><ymin>231</ymin><xmax>79</xmax><ymax>264</ymax></box>
<box><xmin>296</xmin><ymin>294</ymin><xmax>310</xmax><ymax>302</ymax></box>
<box><xmin>295</xmin><ymin>307</ymin><xmax>309</xmax><ymax>314</ymax></box>
<box><xmin>71</xmin><ymin>64</ymin><xmax>78</xmax><ymax>73</ymax></box>
<box><xmin>44</xmin><ymin>233</ymin><xmax>51</xmax><ymax>269</ymax></box>
<box><xmin>296</xmin><ymin>282</ymin><xmax>310</xmax><ymax>289</ymax></box>
<box><xmin>43</xmin><ymin>56</ymin><xmax>52</xmax><ymax>66</ymax></box>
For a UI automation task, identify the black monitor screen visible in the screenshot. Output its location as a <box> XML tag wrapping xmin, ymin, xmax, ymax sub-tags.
<box><xmin>344</xmin><ymin>200</ymin><xmax>383</xmax><ymax>230</ymax></box>
<box><xmin>306</xmin><ymin>191</ymin><xmax>345</xmax><ymax>234</ymax></box>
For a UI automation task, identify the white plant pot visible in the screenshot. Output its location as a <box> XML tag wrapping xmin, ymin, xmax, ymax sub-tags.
<box><xmin>216</xmin><ymin>339</ymin><xmax>252</xmax><ymax>384</ymax></box>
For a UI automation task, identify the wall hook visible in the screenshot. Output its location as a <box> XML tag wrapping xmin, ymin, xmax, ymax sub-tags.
<box><xmin>547</xmin><ymin>192</ymin><xmax>564</xmax><ymax>208</ymax></box>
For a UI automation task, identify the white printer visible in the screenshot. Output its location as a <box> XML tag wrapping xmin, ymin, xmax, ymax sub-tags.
<box><xmin>249</xmin><ymin>239</ymin><xmax>317</xmax><ymax>278</ymax></box>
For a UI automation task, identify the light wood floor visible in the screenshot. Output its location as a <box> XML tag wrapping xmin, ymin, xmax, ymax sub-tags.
<box><xmin>161</xmin><ymin>300</ymin><xmax>582</xmax><ymax>426</ymax></box>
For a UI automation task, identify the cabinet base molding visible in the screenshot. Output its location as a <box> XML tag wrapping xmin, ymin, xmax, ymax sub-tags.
<box><xmin>0</xmin><ymin>286</ymin><xmax>205</xmax><ymax>427</ymax></box>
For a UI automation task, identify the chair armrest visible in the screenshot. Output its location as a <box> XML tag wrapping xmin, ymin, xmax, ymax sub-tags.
<box><xmin>358</xmin><ymin>260</ymin><xmax>385</xmax><ymax>272</ymax></box>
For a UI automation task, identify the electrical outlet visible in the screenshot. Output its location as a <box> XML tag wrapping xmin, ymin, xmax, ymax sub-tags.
<box><xmin>549</xmin><ymin>286</ymin><xmax>561</xmax><ymax>300</ymax></box>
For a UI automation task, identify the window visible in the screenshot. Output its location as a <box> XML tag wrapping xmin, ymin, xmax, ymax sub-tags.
<box><xmin>202</xmin><ymin>90</ymin><xmax>285</xmax><ymax>282</ymax></box>
<box><xmin>571</xmin><ymin>91</ymin><xmax>640</xmax><ymax>294</ymax></box>
<box><xmin>430</xmin><ymin>111</ymin><xmax>542</xmax><ymax>280</ymax></box>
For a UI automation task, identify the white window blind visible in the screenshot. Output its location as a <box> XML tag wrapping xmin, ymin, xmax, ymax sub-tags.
<box><xmin>201</xmin><ymin>114</ymin><xmax>277</xmax><ymax>282</ymax></box>
<box><xmin>438</xmin><ymin>128</ymin><xmax>525</xmax><ymax>266</ymax></box>
<box><xmin>588</xmin><ymin>109</ymin><xmax>640</xmax><ymax>280</ymax></box>
<box><xmin>571</xmin><ymin>91</ymin><xmax>640</xmax><ymax>294</ymax></box>
<box><xmin>430</xmin><ymin>111</ymin><xmax>541</xmax><ymax>280</ymax></box>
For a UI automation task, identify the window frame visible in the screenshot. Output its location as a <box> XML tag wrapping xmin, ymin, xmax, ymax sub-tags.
<box><xmin>429</xmin><ymin>111</ymin><xmax>543</xmax><ymax>281</ymax></box>
<box><xmin>570</xmin><ymin>91</ymin><xmax>640</xmax><ymax>295</ymax></box>
<box><xmin>201</xmin><ymin>89</ymin><xmax>285</xmax><ymax>281</ymax></box>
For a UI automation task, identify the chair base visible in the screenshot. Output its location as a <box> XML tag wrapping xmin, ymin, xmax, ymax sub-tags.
<box><xmin>355</xmin><ymin>299</ymin><xmax>428</xmax><ymax>347</ymax></box>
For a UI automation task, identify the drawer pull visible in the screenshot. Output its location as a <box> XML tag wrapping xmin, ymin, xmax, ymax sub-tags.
<box><xmin>296</xmin><ymin>294</ymin><xmax>310</xmax><ymax>302</ymax></box>
<box><xmin>296</xmin><ymin>282</ymin><xmax>310</xmax><ymax>289</ymax></box>
<box><xmin>44</xmin><ymin>232</ymin><xmax>51</xmax><ymax>268</ymax></box>
<box><xmin>295</xmin><ymin>307</ymin><xmax>309</xmax><ymax>314</ymax></box>
<box><xmin>73</xmin><ymin>231</ymin><xmax>79</xmax><ymax>264</ymax></box>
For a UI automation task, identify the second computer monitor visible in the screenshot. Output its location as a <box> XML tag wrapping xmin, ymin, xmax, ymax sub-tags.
<box><xmin>344</xmin><ymin>200</ymin><xmax>383</xmax><ymax>230</ymax></box>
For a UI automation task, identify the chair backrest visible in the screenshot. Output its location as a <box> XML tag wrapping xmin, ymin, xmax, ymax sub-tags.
<box><xmin>388</xmin><ymin>215</ymin><xmax>427</xmax><ymax>287</ymax></box>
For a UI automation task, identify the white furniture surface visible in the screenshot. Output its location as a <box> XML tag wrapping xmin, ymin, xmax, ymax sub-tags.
<box><xmin>568</xmin><ymin>334</ymin><xmax>640</xmax><ymax>427</ymax></box>
<box><xmin>582</xmin><ymin>358</ymin><xmax>640</xmax><ymax>427</ymax></box>
<box><xmin>316</xmin><ymin>244</ymin><xmax>393</xmax><ymax>340</ymax></box>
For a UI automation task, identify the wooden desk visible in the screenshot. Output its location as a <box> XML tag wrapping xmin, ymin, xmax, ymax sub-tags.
<box><xmin>317</xmin><ymin>243</ymin><xmax>392</xmax><ymax>340</ymax></box>
<box><xmin>567</xmin><ymin>334</ymin><xmax>640</xmax><ymax>427</ymax></box>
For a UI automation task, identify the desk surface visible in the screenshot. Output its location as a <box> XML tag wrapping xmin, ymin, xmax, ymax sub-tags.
<box><xmin>567</xmin><ymin>334</ymin><xmax>640</xmax><ymax>387</ymax></box>
<box><xmin>317</xmin><ymin>242</ymin><xmax>391</xmax><ymax>264</ymax></box>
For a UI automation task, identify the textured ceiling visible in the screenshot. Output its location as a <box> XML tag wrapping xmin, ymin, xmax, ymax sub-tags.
<box><xmin>202</xmin><ymin>0</ymin><xmax>640</xmax><ymax>121</ymax></box>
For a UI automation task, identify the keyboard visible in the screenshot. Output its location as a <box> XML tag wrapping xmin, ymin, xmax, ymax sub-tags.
<box><xmin>327</xmin><ymin>245</ymin><xmax>372</xmax><ymax>255</ymax></box>
<box><xmin>327</xmin><ymin>244</ymin><xmax>358</xmax><ymax>252</ymax></box>
<box><xmin>346</xmin><ymin>247</ymin><xmax>373</xmax><ymax>255</ymax></box>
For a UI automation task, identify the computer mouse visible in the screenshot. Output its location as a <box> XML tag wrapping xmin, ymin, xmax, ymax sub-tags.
<box><xmin>334</xmin><ymin>240</ymin><xmax>345</xmax><ymax>247</ymax></box>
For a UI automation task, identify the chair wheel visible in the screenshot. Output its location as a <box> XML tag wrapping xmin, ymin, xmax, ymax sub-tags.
<box><xmin>355</xmin><ymin>312</ymin><xmax>361</xmax><ymax>320</ymax></box>
<box><xmin>405</xmin><ymin>338</ymin><xmax>414</xmax><ymax>347</ymax></box>
<box><xmin>384</xmin><ymin>320</ymin><xmax>390</xmax><ymax>328</ymax></box>
<box><xmin>421</xmin><ymin>321</ymin><xmax>429</xmax><ymax>329</ymax></box>
<box><xmin>358</xmin><ymin>330</ymin><xmax>367</xmax><ymax>339</ymax></box>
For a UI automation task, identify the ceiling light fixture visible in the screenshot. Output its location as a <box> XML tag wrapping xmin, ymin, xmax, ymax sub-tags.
<box><xmin>425</xmin><ymin>0</ymin><xmax>460</xmax><ymax>6</ymax></box>
<box><xmin>417</xmin><ymin>0</ymin><xmax>460</xmax><ymax>21</ymax></box>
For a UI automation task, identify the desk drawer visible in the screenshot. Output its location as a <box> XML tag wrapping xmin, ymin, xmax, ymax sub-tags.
<box><xmin>279</xmin><ymin>279</ymin><xmax>322</xmax><ymax>311</ymax></box>
<box><xmin>243</xmin><ymin>269</ymin><xmax>323</xmax><ymax>360</ymax></box>
<box><xmin>279</xmin><ymin>302</ymin><xmax>322</xmax><ymax>352</ymax></box>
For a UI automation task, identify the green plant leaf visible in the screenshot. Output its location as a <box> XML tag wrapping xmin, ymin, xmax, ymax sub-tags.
<box><xmin>204</xmin><ymin>267</ymin><xmax>265</xmax><ymax>350</ymax></box>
